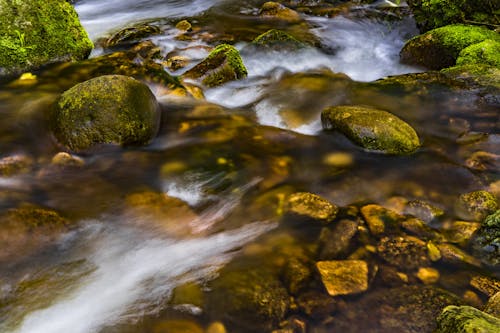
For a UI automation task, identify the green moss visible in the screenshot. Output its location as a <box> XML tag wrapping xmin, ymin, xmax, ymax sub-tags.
<box><xmin>400</xmin><ymin>24</ymin><xmax>500</xmax><ymax>69</ymax></box>
<box><xmin>183</xmin><ymin>44</ymin><xmax>247</xmax><ymax>87</ymax></box>
<box><xmin>436</xmin><ymin>305</ymin><xmax>500</xmax><ymax>333</ymax></box>
<box><xmin>0</xmin><ymin>0</ymin><xmax>93</xmax><ymax>76</ymax></box>
<box><xmin>471</xmin><ymin>210</ymin><xmax>500</xmax><ymax>267</ymax></box>
<box><xmin>321</xmin><ymin>105</ymin><xmax>420</xmax><ymax>155</ymax></box>
<box><xmin>457</xmin><ymin>190</ymin><xmax>498</xmax><ymax>221</ymax></box>
<box><xmin>252</xmin><ymin>29</ymin><xmax>306</xmax><ymax>49</ymax></box>
<box><xmin>442</xmin><ymin>64</ymin><xmax>500</xmax><ymax>88</ymax></box>
<box><xmin>51</xmin><ymin>75</ymin><xmax>160</xmax><ymax>151</ymax></box>
<box><xmin>457</xmin><ymin>39</ymin><xmax>500</xmax><ymax>67</ymax></box>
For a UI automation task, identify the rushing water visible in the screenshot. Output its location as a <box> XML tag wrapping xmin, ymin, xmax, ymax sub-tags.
<box><xmin>1</xmin><ymin>1</ymin><xmax>498</xmax><ymax>333</ymax></box>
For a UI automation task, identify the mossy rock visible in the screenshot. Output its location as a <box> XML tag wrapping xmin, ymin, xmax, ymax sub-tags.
<box><xmin>259</xmin><ymin>2</ymin><xmax>302</xmax><ymax>23</ymax></box>
<box><xmin>286</xmin><ymin>192</ymin><xmax>338</xmax><ymax>223</ymax></box>
<box><xmin>0</xmin><ymin>0</ymin><xmax>93</xmax><ymax>77</ymax></box>
<box><xmin>0</xmin><ymin>205</ymin><xmax>70</xmax><ymax>263</ymax></box>
<box><xmin>321</xmin><ymin>105</ymin><xmax>420</xmax><ymax>155</ymax></box>
<box><xmin>51</xmin><ymin>75</ymin><xmax>160</xmax><ymax>151</ymax></box>
<box><xmin>377</xmin><ymin>235</ymin><xmax>431</xmax><ymax>272</ymax></box>
<box><xmin>471</xmin><ymin>210</ymin><xmax>500</xmax><ymax>267</ymax></box>
<box><xmin>207</xmin><ymin>267</ymin><xmax>290</xmax><ymax>332</ymax></box>
<box><xmin>400</xmin><ymin>24</ymin><xmax>500</xmax><ymax>70</ymax></box>
<box><xmin>457</xmin><ymin>39</ymin><xmax>500</xmax><ymax>67</ymax></box>
<box><xmin>435</xmin><ymin>305</ymin><xmax>500</xmax><ymax>333</ymax></box>
<box><xmin>183</xmin><ymin>44</ymin><xmax>247</xmax><ymax>87</ymax></box>
<box><xmin>252</xmin><ymin>29</ymin><xmax>306</xmax><ymax>50</ymax></box>
<box><xmin>456</xmin><ymin>190</ymin><xmax>498</xmax><ymax>221</ymax></box>
<box><xmin>406</xmin><ymin>0</ymin><xmax>500</xmax><ymax>33</ymax></box>
<box><xmin>104</xmin><ymin>24</ymin><xmax>161</xmax><ymax>48</ymax></box>
<box><xmin>442</xmin><ymin>64</ymin><xmax>500</xmax><ymax>90</ymax></box>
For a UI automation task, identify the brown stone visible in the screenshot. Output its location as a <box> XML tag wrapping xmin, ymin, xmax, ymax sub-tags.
<box><xmin>316</xmin><ymin>260</ymin><xmax>369</xmax><ymax>296</ymax></box>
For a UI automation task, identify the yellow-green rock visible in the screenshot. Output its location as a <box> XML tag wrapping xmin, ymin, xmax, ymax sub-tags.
<box><xmin>321</xmin><ymin>105</ymin><xmax>420</xmax><ymax>155</ymax></box>
<box><xmin>286</xmin><ymin>192</ymin><xmax>338</xmax><ymax>223</ymax></box>
<box><xmin>436</xmin><ymin>305</ymin><xmax>500</xmax><ymax>333</ymax></box>
<box><xmin>316</xmin><ymin>260</ymin><xmax>369</xmax><ymax>296</ymax></box>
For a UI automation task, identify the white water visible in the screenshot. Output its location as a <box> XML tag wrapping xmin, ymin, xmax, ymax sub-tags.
<box><xmin>9</xmin><ymin>221</ymin><xmax>275</xmax><ymax>333</ymax></box>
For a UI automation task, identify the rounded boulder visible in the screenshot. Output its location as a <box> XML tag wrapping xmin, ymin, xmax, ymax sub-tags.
<box><xmin>51</xmin><ymin>75</ymin><xmax>160</xmax><ymax>151</ymax></box>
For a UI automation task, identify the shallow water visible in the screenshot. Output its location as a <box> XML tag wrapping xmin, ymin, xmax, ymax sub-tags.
<box><xmin>0</xmin><ymin>1</ymin><xmax>499</xmax><ymax>333</ymax></box>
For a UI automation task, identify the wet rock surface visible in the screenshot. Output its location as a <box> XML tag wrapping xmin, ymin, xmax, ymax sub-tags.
<box><xmin>436</xmin><ymin>305</ymin><xmax>500</xmax><ymax>333</ymax></box>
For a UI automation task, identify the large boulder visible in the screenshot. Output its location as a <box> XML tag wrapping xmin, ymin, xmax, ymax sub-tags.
<box><xmin>456</xmin><ymin>39</ymin><xmax>500</xmax><ymax>67</ymax></box>
<box><xmin>321</xmin><ymin>105</ymin><xmax>420</xmax><ymax>155</ymax></box>
<box><xmin>406</xmin><ymin>0</ymin><xmax>500</xmax><ymax>33</ymax></box>
<box><xmin>0</xmin><ymin>0</ymin><xmax>93</xmax><ymax>76</ymax></box>
<box><xmin>51</xmin><ymin>75</ymin><xmax>160</xmax><ymax>151</ymax></box>
<box><xmin>183</xmin><ymin>44</ymin><xmax>247</xmax><ymax>87</ymax></box>
<box><xmin>400</xmin><ymin>25</ymin><xmax>500</xmax><ymax>70</ymax></box>
<box><xmin>435</xmin><ymin>305</ymin><xmax>500</xmax><ymax>333</ymax></box>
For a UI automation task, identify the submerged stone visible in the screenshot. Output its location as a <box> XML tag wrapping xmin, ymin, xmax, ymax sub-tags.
<box><xmin>321</xmin><ymin>105</ymin><xmax>420</xmax><ymax>155</ymax></box>
<box><xmin>471</xmin><ymin>210</ymin><xmax>500</xmax><ymax>267</ymax></box>
<box><xmin>360</xmin><ymin>204</ymin><xmax>404</xmax><ymax>236</ymax></box>
<box><xmin>316</xmin><ymin>260</ymin><xmax>369</xmax><ymax>296</ymax></box>
<box><xmin>259</xmin><ymin>2</ymin><xmax>302</xmax><ymax>23</ymax></box>
<box><xmin>377</xmin><ymin>235</ymin><xmax>431</xmax><ymax>272</ymax></box>
<box><xmin>51</xmin><ymin>75</ymin><xmax>160</xmax><ymax>151</ymax></box>
<box><xmin>485</xmin><ymin>292</ymin><xmax>500</xmax><ymax>317</ymax></box>
<box><xmin>436</xmin><ymin>305</ymin><xmax>500</xmax><ymax>333</ymax></box>
<box><xmin>183</xmin><ymin>44</ymin><xmax>247</xmax><ymax>87</ymax></box>
<box><xmin>286</xmin><ymin>192</ymin><xmax>338</xmax><ymax>223</ymax></box>
<box><xmin>104</xmin><ymin>24</ymin><xmax>161</xmax><ymax>48</ymax></box>
<box><xmin>0</xmin><ymin>154</ymin><xmax>33</xmax><ymax>176</ymax></box>
<box><xmin>456</xmin><ymin>190</ymin><xmax>498</xmax><ymax>221</ymax></box>
<box><xmin>400</xmin><ymin>24</ymin><xmax>500</xmax><ymax>70</ymax></box>
<box><xmin>0</xmin><ymin>0</ymin><xmax>93</xmax><ymax>76</ymax></box>
<box><xmin>456</xmin><ymin>39</ymin><xmax>500</xmax><ymax>68</ymax></box>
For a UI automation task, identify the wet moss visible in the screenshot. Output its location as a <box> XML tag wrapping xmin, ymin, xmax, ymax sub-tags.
<box><xmin>104</xmin><ymin>24</ymin><xmax>161</xmax><ymax>48</ymax></box>
<box><xmin>321</xmin><ymin>105</ymin><xmax>420</xmax><ymax>155</ymax></box>
<box><xmin>456</xmin><ymin>39</ymin><xmax>500</xmax><ymax>67</ymax></box>
<box><xmin>457</xmin><ymin>190</ymin><xmax>498</xmax><ymax>221</ymax></box>
<box><xmin>0</xmin><ymin>0</ymin><xmax>93</xmax><ymax>76</ymax></box>
<box><xmin>436</xmin><ymin>305</ymin><xmax>500</xmax><ymax>333</ymax></box>
<box><xmin>471</xmin><ymin>210</ymin><xmax>500</xmax><ymax>267</ymax></box>
<box><xmin>442</xmin><ymin>64</ymin><xmax>500</xmax><ymax>89</ymax></box>
<box><xmin>51</xmin><ymin>75</ymin><xmax>160</xmax><ymax>151</ymax></box>
<box><xmin>183</xmin><ymin>44</ymin><xmax>247</xmax><ymax>87</ymax></box>
<box><xmin>252</xmin><ymin>29</ymin><xmax>306</xmax><ymax>50</ymax></box>
<box><xmin>400</xmin><ymin>24</ymin><xmax>500</xmax><ymax>70</ymax></box>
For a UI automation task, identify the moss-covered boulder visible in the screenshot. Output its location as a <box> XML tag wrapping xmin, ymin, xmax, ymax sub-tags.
<box><xmin>51</xmin><ymin>75</ymin><xmax>160</xmax><ymax>151</ymax></box>
<box><xmin>456</xmin><ymin>190</ymin><xmax>498</xmax><ymax>221</ymax></box>
<box><xmin>207</xmin><ymin>267</ymin><xmax>290</xmax><ymax>332</ymax></box>
<box><xmin>456</xmin><ymin>39</ymin><xmax>500</xmax><ymax>67</ymax></box>
<box><xmin>321</xmin><ymin>105</ymin><xmax>420</xmax><ymax>155</ymax></box>
<box><xmin>0</xmin><ymin>0</ymin><xmax>93</xmax><ymax>76</ymax></box>
<box><xmin>183</xmin><ymin>44</ymin><xmax>247</xmax><ymax>87</ymax></box>
<box><xmin>252</xmin><ymin>29</ymin><xmax>306</xmax><ymax>50</ymax></box>
<box><xmin>435</xmin><ymin>305</ymin><xmax>500</xmax><ymax>333</ymax></box>
<box><xmin>401</xmin><ymin>25</ymin><xmax>500</xmax><ymax>70</ymax></box>
<box><xmin>442</xmin><ymin>64</ymin><xmax>500</xmax><ymax>90</ymax></box>
<box><xmin>406</xmin><ymin>0</ymin><xmax>500</xmax><ymax>33</ymax></box>
<box><xmin>471</xmin><ymin>210</ymin><xmax>500</xmax><ymax>267</ymax></box>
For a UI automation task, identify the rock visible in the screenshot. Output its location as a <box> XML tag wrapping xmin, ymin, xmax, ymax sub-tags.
<box><xmin>51</xmin><ymin>75</ymin><xmax>160</xmax><ymax>151</ymax></box>
<box><xmin>435</xmin><ymin>305</ymin><xmax>500</xmax><ymax>333</ymax></box>
<box><xmin>465</xmin><ymin>151</ymin><xmax>500</xmax><ymax>172</ymax></box>
<box><xmin>206</xmin><ymin>322</ymin><xmax>227</xmax><ymax>333</ymax></box>
<box><xmin>436</xmin><ymin>243</ymin><xmax>482</xmax><ymax>267</ymax></box>
<box><xmin>330</xmin><ymin>285</ymin><xmax>464</xmax><ymax>332</ymax></box>
<box><xmin>259</xmin><ymin>2</ymin><xmax>302</xmax><ymax>23</ymax></box>
<box><xmin>318</xmin><ymin>219</ymin><xmax>359</xmax><ymax>259</ymax></box>
<box><xmin>400</xmin><ymin>24</ymin><xmax>500</xmax><ymax>70</ymax></box>
<box><xmin>207</xmin><ymin>267</ymin><xmax>290</xmax><ymax>332</ymax></box>
<box><xmin>286</xmin><ymin>192</ymin><xmax>338</xmax><ymax>223</ymax></box>
<box><xmin>51</xmin><ymin>152</ymin><xmax>84</xmax><ymax>167</ymax></box>
<box><xmin>485</xmin><ymin>292</ymin><xmax>500</xmax><ymax>318</ymax></box>
<box><xmin>471</xmin><ymin>210</ymin><xmax>500</xmax><ymax>266</ymax></box>
<box><xmin>442</xmin><ymin>64</ymin><xmax>500</xmax><ymax>90</ymax></box>
<box><xmin>377</xmin><ymin>236</ymin><xmax>431</xmax><ymax>271</ymax></box>
<box><xmin>456</xmin><ymin>191</ymin><xmax>498</xmax><ymax>221</ymax></box>
<box><xmin>296</xmin><ymin>290</ymin><xmax>339</xmax><ymax>319</ymax></box>
<box><xmin>360</xmin><ymin>204</ymin><xmax>404</xmax><ymax>236</ymax></box>
<box><xmin>470</xmin><ymin>275</ymin><xmax>500</xmax><ymax>298</ymax></box>
<box><xmin>165</xmin><ymin>56</ymin><xmax>190</xmax><ymax>71</ymax></box>
<box><xmin>321</xmin><ymin>105</ymin><xmax>420</xmax><ymax>155</ymax></box>
<box><xmin>316</xmin><ymin>260</ymin><xmax>369</xmax><ymax>296</ymax></box>
<box><xmin>152</xmin><ymin>320</ymin><xmax>204</xmax><ymax>333</ymax></box>
<box><xmin>282</xmin><ymin>257</ymin><xmax>312</xmax><ymax>295</ymax></box>
<box><xmin>252</xmin><ymin>29</ymin><xmax>306</xmax><ymax>50</ymax></box>
<box><xmin>403</xmin><ymin>200</ymin><xmax>444</xmax><ymax>224</ymax></box>
<box><xmin>416</xmin><ymin>267</ymin><xmax>440</xmax><ymax>285</ymax></box>
<box><xmin>104</xmin><ymin>24</ymin><xmax>161</xmax><ymax>48</ymax></box>
<box><xmin>170</xmin><ymin>282</ymin><xmax>204</xmax><ymax>309</ymax></box>
<box><xmin>401</xmin><ymin>217</ymin><xmax>445</xmax><ymax>241</ymax></box>
<box><xmin>0</xmin><ymin>154</ymin><xmax>33</xmax><ymax>176</ymax></box>
<box><xmin>406</xmin><ymin>0</ymin><xmax>500</xmax><ymax>33</ymax></box>
<box><xmin>0</xmin><ymin>0</ymin><xmax>93</xmax><ymax>77</ymax></box>
<box><xmin>0</xmin><ymin>205</ymin><xmax>70</xmax><ymax>263</ymax></box>
<box><xmin>457</xmin><ymin>39</ymin><xmax>500</xmax><ymax>67</ymax></box>
<box><xmin>183</xmin><ymin>44</ymin><xmax>247</xmax><ymax>87</ymax></box>
<box><xmin>175</xmin><ymin>20</ymin><xmax>192</xmax><ymax>32</ymax></box>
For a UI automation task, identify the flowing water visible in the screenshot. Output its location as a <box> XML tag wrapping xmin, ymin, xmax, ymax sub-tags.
<box><xmin>0</xmin><ymin>1</ymin><xmax>498</xmax><ymax>332</ymax></box>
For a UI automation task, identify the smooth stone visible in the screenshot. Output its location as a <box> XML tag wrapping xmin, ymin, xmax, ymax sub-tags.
<box><xmin>316</xmin><ymin>260</ymin><xmax>369</xmax><ymax>296</ymax></box>
<box><xmin>286</xmin><ymin>192</ymin><xmax>338</xmax><ymax>223</ymax></box>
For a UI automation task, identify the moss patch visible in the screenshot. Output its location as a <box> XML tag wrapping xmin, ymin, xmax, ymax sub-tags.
<box><xmin>321</xmin><ymin>105</ymin><xmax>420</xmax><ymax>155</ymax></box>
<box><xmin>252</xmin><ymin>29</ymin><xmax>306</xmax><ymax>50</ymax></box>
<box><xmin>0</xmin><ymin>0</ymin><xmax>93</xmax><ymax>76</ymax></box>
<box><xmin>183</xmin><ymin>44</ymin><xmax>247</xmax><ymax>87</ymax></box>
<box><xmin>457</xmin><ymin>39</ymin><xmax>500</xmax><ymax>67</ymax></box>
<box><xmin>436</xmin><ymin>305</ymin><xmax>500</xmax><ymax>333</ymax></box>
<box><xmin>400</xmin><ymin>24</ymin><xmax>500</xmax><ymax>70</ymax></box>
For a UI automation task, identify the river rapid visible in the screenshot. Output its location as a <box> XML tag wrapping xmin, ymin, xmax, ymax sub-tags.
<box><xmin>0</xmin><ymin>1</ymin><xmax>498</xmax><ymax>333</ymax></box>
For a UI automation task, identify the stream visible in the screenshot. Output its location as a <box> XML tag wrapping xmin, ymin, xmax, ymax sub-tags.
<box><xmin>0</xmin><ymin>1</ymin><xmax>498</xmax><ymax>333</ymax></box>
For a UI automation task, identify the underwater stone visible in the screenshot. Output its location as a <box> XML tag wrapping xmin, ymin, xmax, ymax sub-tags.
<box><xmin>316</xmin><ymin>260</ymin><xmax>369</xmax><ymax>296</ymax></box>
<box><xmin>321</xmin><ymin>105</ymin><xmax>420</xmax><ymax>155</ymax></box>
<box><xmin>400</xmin><ymin>24</ymin><xmax>500</xmax><ymax>70</ymax></box>
<box><xmin>252</xmin><ymin>29</ymin><xmax>306</xmax><ymax>50</ymax></box>
<box><xmin>104</xmin><ymin>24</ymin><xmax>161</xmax><ymax>48</ymax></box>
<box><xmin>436</xmin><ymin>305</ymin><xmax>500</xmax><ymax>333</ymax></box>
<box><xmin>286</xmin><ymin>192</ymin><xmax>338</xmax><ymax>223</ymax></box>
<box><xmin>0</xmin><ymin>0</ymin><xmax>93</xmax><ymax>76</ymax></box>
<box><xmin>471</xmin><ymin>210</ymin><xmax>500</xmax><ymax>267</ymax></box>
<box><xmin>456</xmin><ymin>190</ymin><xmax>498</xmax><ymax>221</ymax></box>
<box><xmin>51</xmin><ymin>75</ymin><xmax>160</xmax><ymax>151</ymax></box>
<box><xmin>183</xmin><ymin>44</ymin><xmax>247</xmax><ymax>87</ymax></box>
